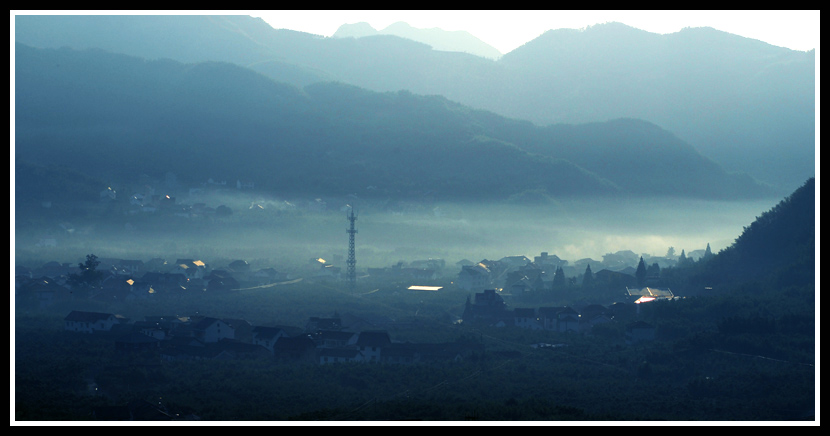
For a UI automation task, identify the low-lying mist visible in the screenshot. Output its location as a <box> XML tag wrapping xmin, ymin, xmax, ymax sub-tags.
<box><xmin>14</xmin><ymin>188</ymin><xmax>781</xmax><ymax>275</ymax></box>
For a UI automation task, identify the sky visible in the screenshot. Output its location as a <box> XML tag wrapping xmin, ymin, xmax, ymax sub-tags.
<box><xmin>12</xmin><ymin>10</ymin><xmax>819</xmax><ymax>54</ymax></box>
<box><xmin>246</xmin><ymin>10</ymin><xmax>819</xmax><ymax>54</ymax></box>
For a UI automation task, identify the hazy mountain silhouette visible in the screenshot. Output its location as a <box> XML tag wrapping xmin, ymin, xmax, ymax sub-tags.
<box><xmin>498</xmin><ymin>23</ymin><xmax>815</xmax><ymax>192</ymax></box>
<box><xmin>14</xmin><ymin>43</ymin><xmax>771</xmax><ymax>202</ymax></box>
<box><xmin>333</xmin><ymin>21</ymin><xmax>503</xmax><ymax>60</ymax></box>
<box><xmin>15</xmin><ymin>16</ymin><xmax>813</xmax><ymax>194</ymax></box>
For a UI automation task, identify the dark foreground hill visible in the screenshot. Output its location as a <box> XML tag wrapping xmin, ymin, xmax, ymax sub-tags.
<box><xmin>14</xmin><ymin>43</ymin><xmax>772</xmax><ymax>203</ymax></box>
<box><xmin>664</xmin><ymin>177</ymin><xmax>816</xmax><ymax>299</ymax></box>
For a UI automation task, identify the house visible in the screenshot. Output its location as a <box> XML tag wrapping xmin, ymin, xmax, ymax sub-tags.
<box><xmin>456</xmin><ymin>263</ymin><xmax>491</xmax><ymax>291</ymax></box>
<box><xmin>118</xmin><ymin>259</ymin><xmax>145</xmax><ymax>276</ymax></box>
<box><xmin>350</xmin><ymin>330</ymin><xmax>392</xmax><ymax>362</ymax></box>
<box><xmin>190</xmin><ymin>317</ymin><xmax>235</xmax><ymax>343</ymax></box>
<box><xmin>251</xmin><ymin>326</ymin><xmax>289</xmax><ymax>352</ymax></box>
<box><xmin>537</xmin><ymin>306</ymin><xmax>580</xmax><ymax>332</ymax></box>
<box><xmin>462</xmin><ymin>289</ymin><xmax>508</xmax><ymax>324</ymax></box>
<box><xmin>134</xmin><ymin>320</ymin><xmax>169</xmax><ymax>340</ymax></box>
<box><xmin>64</xmin><ymin>311</ymin><xmax>121</xmax><ymax>333</ymax></box>
<box><xmin>222</xmin><ymin>318</ymin><xmax>253</xmax><ymax>343</ymax></box>
<box><xmin>498</xmin><ymin>255</ymin><xmax>532</xmax><ymax>269</ymax></box>
<box><xmin>313</xmin><ymin>330</ymin><xmax>358</xmax><ymax>348</ymax></box>
<box><xmin>16</xmin><ymin>276</ymin><xmax>72</xmax><ymax>309</ymax></box>
<box><xmin>228</xmin><ymin>260</ymin><xmax>250</xmax><ymax>274</ymax></box>
<box><xmin>556</xmin><ymin>307</ymin><xmax>581</xmax><ymax>333</ymax></box>
<box><xmin>626</xmin><ymin>287</ymin><xmax>674</xmax><ymax>300</ymax></box>
<box><xmin>205</xmin><ymin>270</ymin><xmax>239</xmax><ymax>292</ymax></box>
<box><xmin>537</xmin><ymin>307</ymin><xmax>562</xmax><ymax>330</ymax></box>
<box><xmin>173</xmin><ymin>259</ymin><xmax>207</xmax><ymax>280</ymax></box>
<box><xmin>513</xmin><ymin>308</ymin><xmax>542</xmax><ymax>330</ymax></box>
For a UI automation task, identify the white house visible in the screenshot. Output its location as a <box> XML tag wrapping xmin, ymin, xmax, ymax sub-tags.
<box><xmin>192</xmin><ymin>317</ymin><xmax>235</xmax><ymax>343</ymax></box>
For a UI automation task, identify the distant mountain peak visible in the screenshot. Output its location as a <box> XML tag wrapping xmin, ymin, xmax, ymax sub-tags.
<box><xmin>332</xmin><ymin>22</ymin><xmax>378</xmax><ymax>39</ymax></box>
<box><xmin>334</xmin><ymin>20</ymin><xmax>501</xmax><ymax>60</ymax></box>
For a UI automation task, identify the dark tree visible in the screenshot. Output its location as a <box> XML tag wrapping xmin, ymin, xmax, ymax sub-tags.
<box><xmin>703</xmin><ymin>243</ymin><xmax>714</xmax><ymax>261</ymax></box>
<box><xmin>582</xmin><ymin>264</ymin><xmax>594</xmax><ymax>288</ymax></box>
<box><xmin>552</xmin><ymin>266</ymin><xmax>566</xmax><ymax>289</ymax></box>
<box><xmin>635</xmin><ymin>256</ymin><xmax>647</xmax><ymax>287</ymax></box>
<box><xmin>678</xmin><ymin>249</ymin><xmax>689</xmax><ymax>267</ymax></box>
<box><xmin>67</xmin><ymin>253</ymin><xmax>103</xmax><ymax>295</ymax></box>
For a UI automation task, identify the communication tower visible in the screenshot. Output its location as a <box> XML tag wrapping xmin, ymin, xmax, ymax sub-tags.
<box><xmin>346</xmin><ymin>206</ymin><xmax>357</xmax><ymax>292</ymax></box>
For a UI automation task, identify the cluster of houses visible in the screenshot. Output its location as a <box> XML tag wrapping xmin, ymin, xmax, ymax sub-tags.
<box><xmin>15</xmin><ymin>257</ymin><xmax>290</xmax><ymax>310</ymax></box>
<box><xmin>455</xmin><ymin>250</ymin><xmax>687</xmax><ymax>295</ymax></box>
<box><xmin>461</xmin><ymin>288</ymin><xmax>660</xmax><ymax>345</ymax></box>
<box><xmin>62</xmin><ymin>311</ymin><xmax>484</xmax><ymax>365</ymax></box>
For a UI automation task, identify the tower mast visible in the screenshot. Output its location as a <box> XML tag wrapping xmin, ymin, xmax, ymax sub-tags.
<box><xmin>346</xmin><ymin>207</ymin><xmax>357</xmax><ymax>293</ymax></box>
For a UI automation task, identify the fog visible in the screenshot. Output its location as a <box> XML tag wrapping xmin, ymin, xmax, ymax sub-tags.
<box><xmin>14</xmin><ymin>189</ymin><xmax>781</xmax><ymax>274</ymax></box>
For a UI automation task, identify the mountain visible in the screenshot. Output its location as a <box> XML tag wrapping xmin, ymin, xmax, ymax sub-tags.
<box><xmin>498</xmin><ymin>23</ymin><xmax>816</xmax><ymax>192</ymax></box>
<box><xmin>13</xmin><ymin>43</ymin><xmax>770</xmax><ymax>202</ymax></box>
<box><xmin>667</xmin><ymin>177</ymin><xmax>815</xmax><ymax>297</ymax></box>
<box><xmin>14</xmin><ymin>16</ymin><xmax>813</xmax><ymax>193</ymax></box>
<box><xmin>333</xmin><ymin>21</ymin><xmax>503</xmax><ymax>60</ymax></box>
<box><xmin>14</xmin><ymin>15</ymin><xmax>813</xmax><ymax>194</ymax></box>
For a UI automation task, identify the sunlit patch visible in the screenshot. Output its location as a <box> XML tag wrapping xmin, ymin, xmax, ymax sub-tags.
<box><xmin>407</xmin><ymin>286</ymin><xmax>442</xmax><ymax>291</ymax></box>
<box><xmin>634</xmin><ymin>296</ymin><xmax>655</xmax><ymax>304</ymax></box>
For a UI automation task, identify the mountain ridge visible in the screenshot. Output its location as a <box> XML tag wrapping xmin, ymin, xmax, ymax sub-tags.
<box><xmin>14</xmin><ymin>43</ymin><xmax>773</xmax><ymax>203</ymax></box>
<box><xmin>333</xmin><ymin>21</ymin><xmax>503</xmax><ymax>60</ymax></box>
<box><xmin>14</xmin><ymin>15</ymin><xmax>813</xmax><ymax>195</ymax></box>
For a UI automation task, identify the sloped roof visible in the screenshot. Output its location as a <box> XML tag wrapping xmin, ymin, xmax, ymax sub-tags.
<box><xmin>627</xmin><ymin>287</ymin><xmax>673</xmax><ymax>298</ymax></box>
<box><xmin>252</xmin><ymin>326</ymin><xmax>286</xmax><ymax>340</ymax></box>
<box><xmin>65</xmin><ymin>310</ymin><xmax>116</xmax><ymax>322</ymax></box>
<box><xmin>355</xmin><ymin>330</ymin><xmax>392</xmax><ymax>347</ymax></box>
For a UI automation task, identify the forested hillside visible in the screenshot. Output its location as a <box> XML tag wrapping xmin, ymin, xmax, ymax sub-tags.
<box><xmin>662</xmin><ymin>177</ymin><xmax>816</xmax><ymax>301</ymax></box>
<box><xmin>14</xmin><ymin>15</ymin><xmax>815</xmax><ymax>193</ymax></box>
<box><xmin>15</xmin><ymin>43</ymin><xmax>772</xmax><ymax>203</ymax></box>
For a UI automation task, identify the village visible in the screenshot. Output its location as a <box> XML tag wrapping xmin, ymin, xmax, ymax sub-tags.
<box><xmin>16</xmin><ymin>243</ymin><xmax>696</xmax><ymax>368</ymax></box>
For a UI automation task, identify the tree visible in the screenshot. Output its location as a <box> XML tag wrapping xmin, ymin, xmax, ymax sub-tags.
<box><xmin>552</xmin><ymin>266</ymin><xmax>566</xmax><ymax>289</ymax></box>
<box><xmin>678</xmin><ymin>249</ymin><xmax>692</xmax><ymax>267</ymax></box>
<box><xmin>582</xmin><ymin>264</ymin><xmax>594</xmax><ymax>288</ymax></box>
<box><xmin>666</xmin><ymin>246</ymin><xmax>676</xmax><ymax>259</ymax></box>
<box><xmin>647</xmin><ymin>262</ymin><xmax>661</xmax><ymax>283</ymax></box>
<box><xmin>67</xmin><ymin>254</ymin><xmax>103</xmax><ymax>295</ymax></box>
<box><xmin>703</xmin><ymin>243</ymin><xmax>714</xmax><ymax>261</ymax></box>
<box><xmin>635</xmin><ymin>256</ymin><xmax>647</xmax><ymax>287</ymax></box>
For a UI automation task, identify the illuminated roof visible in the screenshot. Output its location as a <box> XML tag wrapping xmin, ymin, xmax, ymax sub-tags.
<box><xmin>627</xmin><ymin>287</ymin><xmax>673</xmax><ymax>298</ymax></box>
<box><xmin>408</xmin><ymin>286</ymin><xmax>443</xmax><ymax>291</ymax></box>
